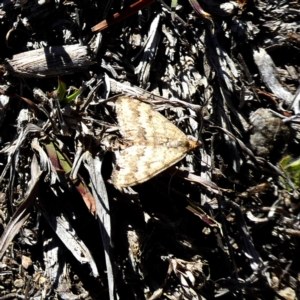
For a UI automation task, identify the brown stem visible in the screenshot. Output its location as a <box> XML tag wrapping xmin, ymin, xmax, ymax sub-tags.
<box><xmin>91</xmin><ymin>0</ymin><xmax>156</xmax><ymax>32</ymax></box>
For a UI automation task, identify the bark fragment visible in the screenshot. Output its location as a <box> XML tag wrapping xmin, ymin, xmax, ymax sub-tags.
<box><xmin>3</xmin><ymin>44</ymin><xmax>95</xmax><ymax>78</ymax></box>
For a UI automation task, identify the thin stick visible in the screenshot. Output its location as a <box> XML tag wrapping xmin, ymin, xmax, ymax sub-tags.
<box><xmin>91</xmin><ymin>0</ymin><xmax>156</xmax><ymax>32</ymax></box>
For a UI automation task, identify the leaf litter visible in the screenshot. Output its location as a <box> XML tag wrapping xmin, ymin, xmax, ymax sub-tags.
<box><xmin>0</xmin><ymin>0</ymin><xmax>300</xmax><ymax>299</ymax></box>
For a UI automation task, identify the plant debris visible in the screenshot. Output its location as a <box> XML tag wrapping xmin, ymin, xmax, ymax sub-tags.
<box><xmin>0</xmin><ymin>0</ymin><xmax>300</xmax><ymax>299</ymax></box>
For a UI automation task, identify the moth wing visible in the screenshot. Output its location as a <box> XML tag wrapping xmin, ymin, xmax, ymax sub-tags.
<box><xmin>116</xmin><ymin>97</ymin><xmax>187</xmax><ymax>141</ymax></box>
<box><xmin>112</xmin><ymin>145</ymin><xmax>188</xmax><ymax>187</ymax></box>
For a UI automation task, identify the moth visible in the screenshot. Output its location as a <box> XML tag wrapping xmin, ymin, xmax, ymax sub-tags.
<box><xmin>111</xmin><ymin>96</ymin><xmax>200</xmax><ymax>187</ymax></box>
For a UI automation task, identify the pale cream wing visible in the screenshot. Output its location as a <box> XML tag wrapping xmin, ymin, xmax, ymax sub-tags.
<box><xmin>112</xmin><ymin>145</ymin><xmax>188</xmax><ymax>187</ymax></box>
<box><xmin>115</xmin><ymin>96</ymin><xmax>187</xmax><ymax>142</ymax></box>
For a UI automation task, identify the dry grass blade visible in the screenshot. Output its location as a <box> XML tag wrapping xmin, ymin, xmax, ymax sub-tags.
<box><xmin>181</xmin><ymin>171</ymin><xmax>223</xmax><ymax>193</ymax></box>
<box><xmin>135</xmin><ymin>14</ymin><xmax>161</xmax><ymax>87</ymax></box>
<box><xmin>253</xmin><ymin>48</ymin><xmax>293</xmax><ymax>106</ymax></box>
<box><xmin>108</xmin><ymin>78</ymin><xmax>202</xmax><ymax>112</ymax></box>
<box><xmin>0</xmin><ymin>123</ymin><xmax>43</xmax><ymax>203</ymax></box>
<box><xmin>40</xmin><ymin>195</ymin><xmax>99</xmax><ymax>277</ymax></box>
<box><xmin>82</xmin><ymin>153</ymin><xmax>114</xmax><ymax>300</ymax></box>
<box><xmin>31</xmin><ymin>138</ymin><xmax>59</xmax><ymax>185</ymax></box>
<box><xmin>0</xmin><ymin>155</ymin><xmax>42</xmax><ymax>259</ymax></box>
<box><xmin>44</xmin><ymin>141</ymin><xmax>97</xmax><ymax>212</ymax></box>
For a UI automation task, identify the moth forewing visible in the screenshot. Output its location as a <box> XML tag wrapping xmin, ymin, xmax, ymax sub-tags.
<box><xmin>111</xmin><ymin>97</ymin><xmax>200</xmax><ymax>187</ymax></box>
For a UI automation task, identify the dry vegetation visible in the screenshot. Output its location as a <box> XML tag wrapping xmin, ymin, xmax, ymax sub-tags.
<box><xmin>0</xmin><ymin>0</ymin><xmax>300</xmax><ymax>299</ymax></box>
